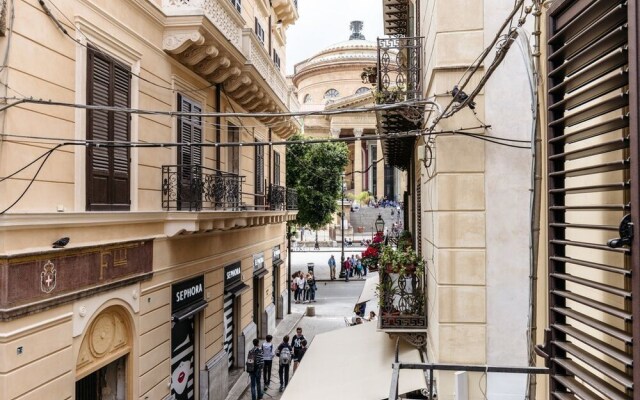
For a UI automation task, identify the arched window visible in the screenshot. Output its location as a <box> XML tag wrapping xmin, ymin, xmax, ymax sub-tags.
<box><xmin>303</xmin><ymin>94</ymin><xmax>312</xmax><ymax>104</ymax></box>
<box><xmin>355</xmin><ymin>87</ymin><xmax>370</xmax><ymax>95</ymax></box>
<box><xmin>323</xmin><ymin>89</ymin><xmax>339</xmax><ymax>99</ymax></box>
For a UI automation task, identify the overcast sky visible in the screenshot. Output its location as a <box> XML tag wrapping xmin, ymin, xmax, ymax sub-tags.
<box><xmin>285</xmin><ymin>0</ymin><xmax>385</xmax><ymax>75</ymax></box>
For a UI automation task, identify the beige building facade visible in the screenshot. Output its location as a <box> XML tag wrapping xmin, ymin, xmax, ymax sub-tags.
<box><xmin>0</xmin><ymin>0</ymin><xmax>299</xmax><ymax>399</ymax></box>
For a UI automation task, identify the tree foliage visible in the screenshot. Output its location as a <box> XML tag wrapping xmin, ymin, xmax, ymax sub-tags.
<box><xmin>286</xmin><ymin>134</ymin><xmax>349</xmax><ymax>229</ymax></box>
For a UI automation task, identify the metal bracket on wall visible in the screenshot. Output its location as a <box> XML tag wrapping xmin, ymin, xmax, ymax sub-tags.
<box><xmin>607</xmin><ymin>214</ymin><xmax>633</xmax><ymax>248</ymax></box>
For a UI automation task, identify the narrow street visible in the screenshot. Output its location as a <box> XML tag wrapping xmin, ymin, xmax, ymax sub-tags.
<box><xmin>240</xmin><ymin>265</ymin><xmax>366</xmax><ymax>399</ymax></box>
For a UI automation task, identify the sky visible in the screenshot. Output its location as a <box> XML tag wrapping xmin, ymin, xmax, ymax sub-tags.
<box><xmin>285</xmin><ymin>0</ymin><xmax>385</xmax><ymax>75</ymax></box>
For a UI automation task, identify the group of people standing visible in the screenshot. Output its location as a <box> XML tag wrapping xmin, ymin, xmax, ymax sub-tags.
<box><xmin>245</xmin><ymin>327</ymin><xmax>309</xmax><ymax>400</ymax></box>
<box><xmin>291</xmin><ymin>271</ymin><xmax>317</xmax><ymax>303</ymax></box>
<box><xmin>340</xmin><ymin>254</ymin><xmax>367</xmax><ymax>281</ymax></box>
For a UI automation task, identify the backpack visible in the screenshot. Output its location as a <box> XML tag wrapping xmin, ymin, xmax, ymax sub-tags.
<box><xmin>246</xmin><ymin>349</ymin><xmax>256</xmax><ymax>372</ymax></box>
<box><xmin>290</xmin><ymin>281</ymin><xmax>297</xmax><ymax>291</ymax></box>
<box><xmin>280</xmin><ymin>346</ymin><xmax>292</xmax><ymax>365</ymax></box>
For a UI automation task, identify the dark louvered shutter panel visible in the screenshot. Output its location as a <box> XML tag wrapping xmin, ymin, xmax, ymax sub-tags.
<box><xmin>112</xmin><ymin>62</ymin><xmax>130</xmax><ymax>208</ymax></box>
<box><xmin>545</xmin><ymin>1</ymin><xmax>639</xmax><ymax>398</ymax></box>
<box><xmin>255</xmin><ymin>142</ymin><xmax>265</xmax><ymax>206</ymax></box>
<box><xmin>177</xmin><ymin>95</ymin><xmax>203</xmax><ymax>210</ymax></box>
<box><xmin>86</xmin><ymin>48</ymin><xmax>130</xmax><ymax>211</ymax></box>
<box><xmin>274</xmin><ymin>152</ymin><xmax>280</xmax><ymax>186</ymax></box>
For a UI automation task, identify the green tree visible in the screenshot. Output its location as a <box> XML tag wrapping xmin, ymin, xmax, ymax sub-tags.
<box><xmin>286</xmin><ymin>134</ymin><xmax>348</xmax><ymax>230</ymax></box>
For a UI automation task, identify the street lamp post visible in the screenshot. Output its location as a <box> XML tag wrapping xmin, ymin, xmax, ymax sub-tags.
<box><xmin>287</xmin><ymin>224</ymin><xmax>293</xmax><ymax>314</ymax></box>
<box><xmin>340</xmin><ymin>173</ymin><xmax>346</xmax><ymax>279</ymax></box>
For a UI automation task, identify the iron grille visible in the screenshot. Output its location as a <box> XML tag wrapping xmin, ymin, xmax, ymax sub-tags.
<box><xmin>286</xmin><ymin>187</ymin><xmax>298</xmax><ymax>210</ymax></box>
<box><xmin>541</xmin><ymin>0</ymin><xmax>639</xmax><ymax>398</ymax></box>
<box><xmin>268</xmin><ymin>184</ymin><xmax>286</xmax><ymax>210</ymax></box>
<box><xmin>376</xmin><ymin>36</ymin><xmax>423</xmax><ymax>171</ymax></box>
<box><xmin>162</xmin><ymin>165</ymin><xmax>245</xmax><ymax>211</ymax></box>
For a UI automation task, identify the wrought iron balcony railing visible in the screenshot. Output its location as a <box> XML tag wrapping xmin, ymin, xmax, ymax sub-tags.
<box><xmin>162</xmin><ymin>165</ymin><xmax>245</xmax><ymax>211</ymax></box>
<box><xmin>162</xmin><ymin>165</ymin><xmax>299</xmax><ymax>212</ymax></box>
<box><xmin>286</xmin><ymin>188</ymin><xmax>298</xmax><ymax>210</ymax></box>
<box><xmin>375</xmin><ymin>36</ymin><xmax>423</xmax><ymax>171</ymax></box>
<box><xmin>378</xmin><ymin>267</ymin><xmax>426</xmax><ymax>330</ymax></box>
<box><xmin>376</xmin><ymin>36</ymin><xmax>422</xmax><ymax>104</ymax></box>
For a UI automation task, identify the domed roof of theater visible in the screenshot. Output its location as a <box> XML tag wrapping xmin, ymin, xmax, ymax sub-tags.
<box><xmin>294</xmin><ymin>21</ymin><xmax>378</xmax><ymax>73</ymax></box>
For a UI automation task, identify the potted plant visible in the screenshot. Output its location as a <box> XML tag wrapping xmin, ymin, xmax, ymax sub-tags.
<box><xmin>361</xmin><ymin>232</ymin><xmax>384</xmax><ymax>271</ymax></box>
<box><xmin>376</xmin><ymin>244</ymin><xmax>426</xmax><ymax>325</ymax></box>
<box><xmin>378</xmin><ymin>244</ymin><xmax>424</xmax><ymax>276</ymax></box>
<box><xmin>361</xmin><ymin>66</ymin><xmax>377</xmax><ymax>84</ymax></box>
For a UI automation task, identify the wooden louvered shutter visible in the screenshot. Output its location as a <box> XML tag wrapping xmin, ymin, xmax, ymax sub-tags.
<box><xmin>86</xmin><ymin>47</ymin><xmax>130</xmax><ymax>211</ymax></box>
<box><xmin>177</xmin><ymin>94</ymin><xmax>203</xmax><ymax>210</ymax></box>
<box><xmin>177</xmin><ymin>95</ymin><xmax>203</xmax><ymax>167</ymax></box>
<box><xmin>255</xmin><ymin>142</ymin><xmax>265</xmax><ymax>206</ymax></box>
<box><xmin>274</xmin><ymin>152</ymin><xmax>280</xmax><ymax>186</ymax></box>
<box><xmin>543</xmin><ymin>0</ymin><xmax>639</xmax><ymax>398</ymax></box>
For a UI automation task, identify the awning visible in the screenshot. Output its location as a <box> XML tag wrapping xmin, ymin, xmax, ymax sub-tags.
<box><xmin>281</xmin><ymin>322</ymin><xmax>427</xmax><ymax>400</ymax></box>
<box><xmin>357</xmin><ymin>273</ymin><xmax>379</xmax><ymax>305</ymax></box>
<box><xmin>171</xmin><ymin>299</ymin><xmax>208</xmax><ymax>322</ymax></box>
<box><xmin>225</xmin><ymin>281</ymin><xmax>250</xmax><ymax>297</ymax></box>
<box><xmin>253</xmin><ymin>267</ymin><xmax>269</xmax><ymax>278</ymax></box>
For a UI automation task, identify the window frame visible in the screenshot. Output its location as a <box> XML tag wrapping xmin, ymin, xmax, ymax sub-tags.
<box><xmin>85</xmin><ymin>46</ymin><xmax>131</xmax><ymax>211</ymax></box>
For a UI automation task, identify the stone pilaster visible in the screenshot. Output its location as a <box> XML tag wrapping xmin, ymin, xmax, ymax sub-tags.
<box><xmin>353</xmin><ymin>128</ymin><xmax>364</xmax><ymax>195</ymax></box>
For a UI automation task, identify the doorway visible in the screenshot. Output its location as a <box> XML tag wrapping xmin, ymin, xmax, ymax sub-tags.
<box><xmin>76</xmin><ymin>356</ymin><xmax>126</xmax><ymax>400</ymax></box>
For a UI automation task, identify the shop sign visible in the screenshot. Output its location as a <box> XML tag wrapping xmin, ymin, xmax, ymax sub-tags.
<box><xmin>272</xmin><ymin>246</ymin><xmax>281</xmax><ymax>262</ymax></box>
<box><xmin>172</xmin><ymin>275</ymin><xmax>204</xmax><ymax>313</ymax></box>
<box><xmin>224</xmin><ymin>262</ymin><xmax>242</xmax><ymax>286</ymax></box>
<box><xmin>253</xmin><ymin>253</ymin><xmax>265</xmax><ymax>271</ymax></box>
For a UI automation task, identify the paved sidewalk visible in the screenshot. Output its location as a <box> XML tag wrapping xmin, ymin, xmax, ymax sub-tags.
<box><xmin>239</xmin><ymin>280</ymin><xmax>365</xmax><ymax>400</ymax></box>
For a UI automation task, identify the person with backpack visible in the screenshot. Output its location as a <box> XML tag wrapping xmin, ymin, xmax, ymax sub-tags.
<box><xmin>261</xmin><ymin>335</ymin><xmax>274</xmax><ymax>390</ymax></box>
<box><xmin>246</xmin><ymin>338</ymin><xmax>264</xmax><ymax>400</ymax></box>
<box><xmin>293</xmin><ymin>339</ymin><xmax>308</xmax><ymax>375</ymax></box>
<box><xmin>276</xmin><ymin>335</ymin><xmax>293</xmax><ymax>392</ymax></box>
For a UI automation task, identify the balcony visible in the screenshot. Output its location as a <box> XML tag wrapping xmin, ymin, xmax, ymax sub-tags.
<box><xmin>376</xmin><ymin>245</ymin><xmax>427</xmax><ymax>332</ymax></box>
<box><xmin>375</xmin><ymin>36</ymin><xmax>423</xmax><ymax>170</ymax></box>
<box><xmin>162</xmin><ymin>165</ymin><xmax>298</xmax><ymax>212</ymax></box>
<box><xmin>241</xmin><ymin>29</ymin><xmax>289</xmax><ymax>106</ymax></box>
<box><xmin>271</xmin><ymin>0</ymin><xmax>299</xmax><ymax>25</ymax></box>
<box><xmin>161</xmin><ymin>0</ymin><xmax>299</xmax><ymax>138</ymax></box>
<box><xmin>382</xmin><ymin>0</ymin><xmax>410</xmax><ymax>36</ymax></box>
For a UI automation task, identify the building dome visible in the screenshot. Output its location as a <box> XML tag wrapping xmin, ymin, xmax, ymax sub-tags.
<box><xmin>293</xmin><ymin>21</ymin><xmax>377</xmax><ymax>78</ymax></box>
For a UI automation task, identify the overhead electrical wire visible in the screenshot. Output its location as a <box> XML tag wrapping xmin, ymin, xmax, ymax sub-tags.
<box><xmin>0</xmin><ymin>95</ymin><xmax>433</xmax><ymax>119</ymax></box>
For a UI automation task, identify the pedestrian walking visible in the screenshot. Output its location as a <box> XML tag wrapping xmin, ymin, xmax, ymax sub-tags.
<box><xmin>355</xmin><ymin>255</ymin><xmax>363</xmax><ymax>279</ymax></box>
<box><xmin>328</xmin><ymin>255</ymin><xmax>337</xmax><ymax>280</ymax></box>
<box><xmin>276</xmin><ymin>335</ymin><xmax>293</xmax><ymax>392</ymax></box>
<box><xmin>246</xmin><ymin>338</ymin><xmax>264</xmax><ymax>400</ymax></box>
<box><xmin>291</xmin><ymin>327</ymin><xmax>306</xmax><ymax>365</ymax></box>
<box><xmin>261</xmin><ymin>335</ymin><xmax>274</xmax><ymax>390</ymax></box>
<box><xmin>293</xmin><ymin>339</ymin><xmax>308</xmax><ymax>375</ymax></box>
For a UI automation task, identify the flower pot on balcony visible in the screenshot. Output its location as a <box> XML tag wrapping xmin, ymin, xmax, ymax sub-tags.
<box><xmin>357</xmin><ymin>226</ymin><xmax>364</xmax><ymax>233</ymax></box>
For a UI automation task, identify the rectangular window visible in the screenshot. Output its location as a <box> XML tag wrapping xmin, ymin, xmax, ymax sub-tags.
<box><xmin>230</xmin><ymin>0</ymin><xmax>241</xmax><ymax>12</ymax></box>
<box><xmin>228</xmin><ymin>124</ymin><xmax>240</xmax><ymax>175</ymax></box>
<box><xmin>273</xmin><ymin>152</ymin><xmax>280</xmax><ymax>186</ymax></box>
<box><xmin>255</xmin><ymin>17</ymin><xmax>265</xmax><ymax>44</ymax></box>
<box><xmin>86</xmin><ymin>46</ymin><xmax>131</xmax><ymax>211</ymax></box>
<box><xmin>273</xmin><ymin>50</ymin><xmax>281</xmax><ymax>69</ymax></box>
